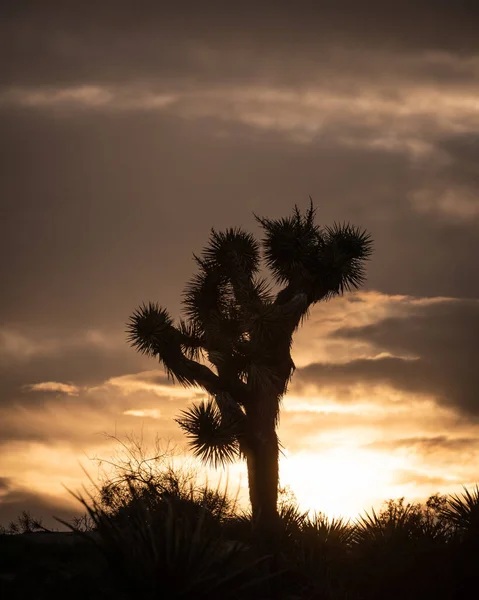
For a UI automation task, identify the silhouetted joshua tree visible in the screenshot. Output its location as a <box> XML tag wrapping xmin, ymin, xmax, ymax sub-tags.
<box><xmin>127</xmin><ymin>203</ymin><xmax>373</xmax><ymax>531</ymax></box>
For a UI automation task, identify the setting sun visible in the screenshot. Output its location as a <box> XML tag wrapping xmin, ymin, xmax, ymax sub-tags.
<box><xmin>280</xmin><ymin>447</ymin><xmax>404</xmax><ymax>518</ymax></box>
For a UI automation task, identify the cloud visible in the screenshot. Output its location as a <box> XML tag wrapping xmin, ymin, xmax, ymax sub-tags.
<box><xmin>3</xmin><ymin>102</ymin><xmax>479</xmax><ymax>332</ymax></box>
<box><xmin>2</xmin><ymin>82</ymin><xmax>478</xmax><ymax>156</ymax></box>
<box><xmin>411</xmin><ymin>186</ymin><xmax>479</xmax><ymax>220</ymax></box>
<box><xmin>295</xmin><ymin>296</ymin><xmax>479</xmax><ymax>416</ymax></box>
<box><xmin>105</xmin><ymin>370</ymin><xmax>204</xmax><ymax>399</ymax></box>
<box><xmin>393</xmin><ymin>469</ymin><xmax>455</xmax><ymax>489</ymax></box>
<box><xmin>0</xmin><ymin>367</ymin><xmax>197</xmax><ymax>449</ymax></box>
<box><xmin>0</xmin><ymin>85</ymin><xmax>177</xmax><ymax>111</ymax></box>
<box><xmin>0</xmin><ymin>327</ymin><xmax>129</xmax><ymax>365</ymax></box>
<box><xmin>23</xmin><ymin>381</ymin><xmax>80</xmax><ymax>395</ymax></box>
<box><xmin>0</xmin><ymin>485</ymin><xmax>81</xmax><ymax>529</ymax></box>
<box><xmin>366</xmin><ymin>435</ymin><xmax>479</xmax><ymax>455</ymax></box>
<box><xmin>123</xmin><ymin>408</ymin><xmax>162</xmax><ymax>419</ymax></box>
<box><xmin>0</xmin><ymin>331</ymin><xmax>181</xmax><ymax>448</ymax></box>
<box><xmin>2</xmin><ymin>2</ymin><xmax>479</xmax><ymax>89</ymax></box>
<box><xmin>0</xmin><ymin>476</ymin><xmax>12</xmax><ymax>493</ymax></box>
<box><xmin>408</xmin><ymin>131</ymin><xmax>479</xmax><ymax>220</ymax></box>
<box><xmin>0</xmin><ymin>385</ymin><xmax>186</xmax><ymax>449</ymax></box>
<box><xmin>0</xmin><ymin>328</ymin><xmax>151</xmax><ymax>406</ymax></box>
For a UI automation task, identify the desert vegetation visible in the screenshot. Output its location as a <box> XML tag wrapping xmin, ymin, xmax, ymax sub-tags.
<box><xmin>1</xmin><ymin>439</ymin><xmax>479</xmax><ymax>599</ymax></box>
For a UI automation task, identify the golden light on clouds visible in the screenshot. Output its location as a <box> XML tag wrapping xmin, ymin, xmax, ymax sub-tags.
<box><xmin>123</xmin><ymin>408</ymin><xmax>162</xmax><ymax>419</ymax></box>
<box><xmin>2</xmin><ymin>73</ymin><xmax>479</xmax><ymax>148</ymax></box>
<box><xmin>1</xmin><ymin>291</ymin><xmax>479</xmax><ymax>524</ymax></box>
<box><xmin>23</xmin><ymin>381</ymin><xmax>80</xmax><ymax>395</ymax></box>
<box><xmin>105</xmin><ymin>371</ymin><xmax>203</xmax><ymax>399</ymax></box>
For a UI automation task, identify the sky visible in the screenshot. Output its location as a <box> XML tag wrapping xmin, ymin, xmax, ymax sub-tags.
<box><xmin>1</xmin><ymin>1</ymin><xmax>479</xmax><ymax>526</ymax></box>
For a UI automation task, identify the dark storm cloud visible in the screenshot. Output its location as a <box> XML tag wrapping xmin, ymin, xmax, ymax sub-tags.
<box><xmin>296</xmin><ymin>298</ymin><xmax>479</xmax><ymax>416</ymax></box>
<box><xmin>1</xmin><ymin>1</ymin><xmax>479</xmax><ymax>88</ymax></box>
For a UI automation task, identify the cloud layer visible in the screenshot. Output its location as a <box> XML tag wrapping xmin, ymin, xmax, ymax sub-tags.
<box><xmin>1</xmin><ymin>1</ymin><xmax>478</xmax><ymax>521</ymax></box>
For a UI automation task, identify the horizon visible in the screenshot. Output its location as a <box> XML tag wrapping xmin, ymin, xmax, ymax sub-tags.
<box><xmin>1</xmin><ymin>1</ymin><xmax>479</xmax><ymax>529</ymax></box>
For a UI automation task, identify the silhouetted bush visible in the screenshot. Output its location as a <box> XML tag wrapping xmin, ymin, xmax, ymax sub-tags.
<box><xmin>3</xmin><ymin>440</ymin><xmax>479</xmax><ymax>599</ymax></box>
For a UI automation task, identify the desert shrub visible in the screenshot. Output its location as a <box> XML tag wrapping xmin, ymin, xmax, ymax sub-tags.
<box><xmin>350</xmin><ymin>496</ymin><xmax>455</xmax><ymax>600</ymax></box>
<box><xmin>90</xmin><ymin>435</ymin><xmax>239</xmax><ymax>528</ymax></box>
<box><xmin>60</xmin><ymin>480</ymin><xmax>273</xmax><ymax>600</ymax></box>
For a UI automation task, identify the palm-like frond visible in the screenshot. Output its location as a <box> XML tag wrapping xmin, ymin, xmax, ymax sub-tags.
<box><xmin>61</xmin><ymin>483</ymin><xmax>272</xmax><ymax>600</ymax></box>
<box><xmin>440</xmin><ymin>485</ymin><xmax>479</xmax><ymax>533</ymax></box>
<box><xmin>202</xmin><ymin>227</ymin><xmax>260</xmax><ymax>278</ymax></box>
<box><xmin>126</xmin><ymin>302</ymin><xmax>174</xmax><ymax>357</ymax></box>
<box><xmin>317</xmin><ymin>221</ymin><xmax>374</xmax><ymax>296</ymax></box>
<box><xmin>176</xmin><ymin>399</ymin><xmax>241</xmax><ymax>468</ymax></box>
<box><xmin>256</xmin><ymin>202</ymin><xmax>322</xmax><ymax>285</ymax></box>
<box><xmin>258</xmin><ymin>203</ymin><xmax>372</xmax><ymax>314</ymax></box>
<box><xmin>126</xmin><ymin>303</ymin><xmax>228</xmax><ymax>391</ymax></box>
<box><xmin>278</xmin><ymin>502</ymin><xmax>309</xmax><ymax>531</ymax></box>
<box><xmin>182</xmin><ymin>266</ymin><xmax>229</xmax><ymax>332</ymax></box>
<box><xmin>304</xmin><ymin>512</ymin><xmax>354</xmax><ymax>546</ymax></box>
<box><xmin>185</xmin><ymin>231</ymin><xmax>266</xmax><ymax>334</ymax></box>
<box><xmin>353</xmin><ymin>498</ymin><xmax>428</xmax><ymax>547</ymax></box>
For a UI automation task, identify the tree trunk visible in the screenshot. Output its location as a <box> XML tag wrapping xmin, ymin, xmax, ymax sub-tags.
<box><xmin>245</xmin><ymin>425</ymin><xmax>279</xmax><ymax>531</ymax></box>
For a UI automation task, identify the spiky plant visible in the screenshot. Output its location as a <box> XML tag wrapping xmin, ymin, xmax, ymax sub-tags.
<box><xmin>60</xmin><ymin>483</ymin><xmax>271</xmax><ymax>600</ymax></box>
<box><xmin>127</xmin><ymin>202</ymin><xmax>373</xmax><ymax>530</ymax></box>
<box><xmin>352</xmin><ymin>498</ymin><xmax>428</xmax><ymax>548</ymax></box>
<box><xmin>288</xmin><ymin>513</ymin><xmax>354</xmax><ymax>600</ymax></box>
<box><xmin>303</xmin><ymin>512</ymin><xmax>354</xmax><ymax>547</ymax></box>
<box><xmin>440</xmin><ymin>485</ymin><xmax>479</xmax><ymax>537</ymax></box>
<box><xmin>350</xmin><ymin>497</ymin><xmax>457</xmax><ymax>599</ymax></box>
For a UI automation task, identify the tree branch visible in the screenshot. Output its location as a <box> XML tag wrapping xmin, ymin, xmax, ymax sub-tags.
<box><xmin>162</xmin><ymin>346</ymin><xmax>251</xmax><ymax>406</ymax></box>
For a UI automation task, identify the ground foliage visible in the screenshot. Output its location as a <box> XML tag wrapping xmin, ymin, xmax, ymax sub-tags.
<box><xmin>1</xmin><ymin>440</ymin><xmax>479</xmax><ymax>599</ymax></box>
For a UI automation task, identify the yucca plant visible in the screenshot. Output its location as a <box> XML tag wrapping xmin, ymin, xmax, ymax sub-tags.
<box><xmin>302</xmin><ymin>512</ymin><xmax>354</xmax><ymax>547</ymax></box>
<box><xmin>283</xmin><ymin>513</ymin><xmax>353</xmax><ymax>600</ymax></box>
<box><xmin>440</xmin><ymin>485</ymin><xmax>479</xmax><ymax>538</ymax></box>
<box><xmin>353</xmin><ymin>498</ymin><xmax>424</xmax><ymax>547</ymax></box>
<box><xmin>221</xmin><ymin>492</ymin><xmax>307</xmax><ymax>552</ymax></box>
<box><xmin>350</xmin><ymin>497</ymin><xmax>454</xmax><ymax>600</ymax></box>
<box><xmin>127</xmin><ymin>202</ymin><xmax>373</xmax><ymax>531</ymax></box>
<box><xmin>438</xmin><ymin>486</ymin><xmax>479</xmax><ymax>599</ymax></box>
<box><xmin>59</xmin><ymin>482</ymin><xmax>272</xmax><ymax>600</ymax></box>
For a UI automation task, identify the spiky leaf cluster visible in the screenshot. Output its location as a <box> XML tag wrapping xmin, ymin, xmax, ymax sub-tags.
<box><xmin>256</xmin><ymin>203</ymin><xmax>322</xmax><ymax>285</ymax></box>
<box><xmin>126</xmin><ymin>303</ymin><xmax>175</xmax><ymax>358</ymax></box>
<box><xmin>439</xmin><ymin>485</ymin><xmax>479</xmax><ymax>534</ymax></box>
<box><xmin>258</xmin><ymin>202</ymin><xmax>373</xmax><ymax>306</ymax></box>
<box><xmin>201</xmin><ymin>227</ymin><xmax>260</xmax><ymax>278</ymax></box>
<box><xmin>176</xmin><ymin>399</ymin><xmax>243</xmax><ymax>467</ymax></box>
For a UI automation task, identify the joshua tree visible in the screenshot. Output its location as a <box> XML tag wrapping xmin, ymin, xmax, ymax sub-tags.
<box><xmin>127</xmin><ymin>203</ymin><xmax>373</xmax><ymax>530</ymax></box>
